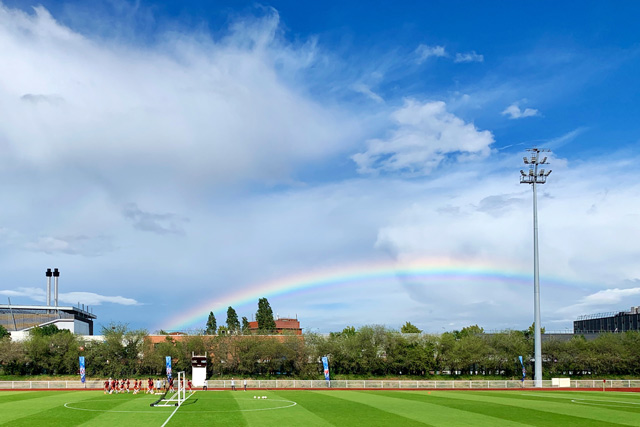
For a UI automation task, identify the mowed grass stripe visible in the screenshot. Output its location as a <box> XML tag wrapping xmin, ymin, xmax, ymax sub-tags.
<box><xmin>0</xmin><ymin>391</ymin><xmax>172</xmax><ymax>427</ymax></box>
<box><xmin>241</xmin><ymin>391</ymin><xmax>334</xmax><ymax>427</ymax></box>
<box><xmin>471</xmin><ymin>391</ymin><xmax>640</xmax><ymax>416</ymax></box>
<box><xmin>397</xmin><ymin>391</ymin><xmax>636</xmax><ymax>427</ymax></box>
<box><xmin>173</xmin><ymin>391</ymin><xmax>368</xmax><ymax>427</ymax></box>
<box><xmin>0</xmin><ymin>390</ymin><xmax>62</xmax><ymax>405</ymax></box>
<box><xmin>169</xmin><ymin>391</ymin><xmax>248</xmax><ymax>426</ymax></box>
<box><xmin>448</xmin><ymin>391</ymin><xmax>640</xmax><ymax>425</ymax></box>
<box><xmin>290</xmin><ymin>390</ymin><xmax>433</xmax><ymax>426</ymax></box>
<box><xmin>0</xmin><ymin>391</ymin><xmax>82</xmax><ymax>425</ymax></box>
<box><xmin>331</xmin><ymin>390</ymin><xmax>529</xmax><ymax>427</ymax></box>
<box><xmin>73</xmin><ymin>392</ymin><xmax>172</xmax><ymax>427</ymax></box>
<box><xmin>0</xmin><ymin>391</ymin><xmax>107</xmax><ymax>426</ymax></box>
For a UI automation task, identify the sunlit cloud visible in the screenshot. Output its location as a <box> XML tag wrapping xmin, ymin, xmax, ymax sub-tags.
<box><xmin>455</xmin><ymin>51</ymin><xmax>484</xmax><ymax>63</ymax></box>
<box><xmin>502</xmin><ymin>103</ymin><xmax>540</xmax><ymax>119</ymax></box>
<box><xmin>415</xmin><ymin>44</ymin><xmax>447</xmax><ymax>64</ymax></box>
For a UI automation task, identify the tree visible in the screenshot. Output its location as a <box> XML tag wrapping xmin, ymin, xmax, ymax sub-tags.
<box><xmin>401</xmin><ymin>322</ymin><xmax>422</xmax><ymax>334</ymax></box>
<box><xmin>525</xmin><ymin>322</ymin><xmax>546</xmax><ymax>339</ymax></box>
<box><xmin>205</xmin><ymin>312</ymin><xmax>217</xmax><ymax>335</ymax></box>
<box><xmin>0</xmin><ymin>337</ymin><xmax>26</xmax><ymax>374</ymax></box>
<box><xmin>241</xmin><ymin>316</ymin><xmax>250</xmax><ymax>334</ymax></box>
<box><xmin>459</xmin><ymin>324</ymin><xmax>484</xmax><ymax>338</ymax></box>
<box><xmin>30</xmin><ymin>324</ymin><xmax>61</xmax><ymax>337</ymax></box>
<box><xmin>0</xmin><ymin>324</ymin><xmax>9</xmax><ymax>339</ymax></box>
<box><xmin>256</xmin><ymin>298</ymin><xmax>276</xmax><ymax>334</ymax></box>
<box><xmin>226</xmin><ymin>307</ymin><xmax>240</xmax><ymax>333</ymax></box>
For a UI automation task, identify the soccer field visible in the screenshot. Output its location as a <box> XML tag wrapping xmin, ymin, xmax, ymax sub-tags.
<box><xmin>1</xmin><ymin>389</ymin><xmax>639</xmax><ymax>426</ymax></box>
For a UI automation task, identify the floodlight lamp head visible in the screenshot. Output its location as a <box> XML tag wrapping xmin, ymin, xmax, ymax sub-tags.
<box><xmin>545</xmin><ymin>170</ymin><xmax>552</xmax><ymax>176</ymax></box>
<box><xmin>541</xmin><ymin>157</ymin><xmax>547</xmax><ymax>164</ymax></box>
<box><xmin>520</xmin><ymin>170</ymin><xmax>526</xmax><ymax>176</ymax></box>
<box><xmin>523</xmin><ymin>157</ymin><xmax>529</xmax><ymax>164</ymax></box>
<box><xmin>529</xmin><ymin>169</ymin><xmax>534</xmax><ymax>176</ymax></box>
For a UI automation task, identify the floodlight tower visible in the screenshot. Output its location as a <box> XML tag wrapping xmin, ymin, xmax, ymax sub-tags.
<box><xmin>520</xmin><ymin>148</ymin><xmax>551</xmax><ymax>388</ymax></box>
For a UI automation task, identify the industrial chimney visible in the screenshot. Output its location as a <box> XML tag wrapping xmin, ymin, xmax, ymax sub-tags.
<box><xmin>45</xmin><ymin>268</ymin><xmax>52</xmax><ymax>307</ymax></box>
<box><xmin>53</xmin><ymin>268</ymin><xmax>60</xmax><ymax>307</ymax></box>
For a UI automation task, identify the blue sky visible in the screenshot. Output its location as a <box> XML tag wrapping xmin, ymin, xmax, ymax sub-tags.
<box><xmin>1</xmin><ymin>0</ymin><xmax>639</xmax><ymax>334</ymax></box>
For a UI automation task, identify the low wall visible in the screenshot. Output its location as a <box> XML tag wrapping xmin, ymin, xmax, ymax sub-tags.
<box><xmin>1</xmin><ymin>379</ymin><xmax>639</xmax><ymax>390</ymax></box>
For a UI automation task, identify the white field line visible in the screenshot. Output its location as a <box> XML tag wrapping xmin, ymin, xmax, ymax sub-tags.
<box><xmin>64</xmin><ymin>401</ymin><xmax>163</xmax><ymax>414</ymax></box>
<box><xmin>160</xmin><ymin>391</ymin><xmax>196</xmax><ymax>427</ymax></box>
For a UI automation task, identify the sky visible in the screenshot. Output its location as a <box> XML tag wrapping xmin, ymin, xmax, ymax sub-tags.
<box><xmin>1</xmin><ymin>0</ymin><xmax>639</xmax><ymax>334</ymax></box>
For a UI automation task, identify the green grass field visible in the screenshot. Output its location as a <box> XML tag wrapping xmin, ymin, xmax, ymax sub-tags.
<box><xmin>1</xmin><ymin>389</ymin><xmax>639</xmax><ymax>426</ymax></box>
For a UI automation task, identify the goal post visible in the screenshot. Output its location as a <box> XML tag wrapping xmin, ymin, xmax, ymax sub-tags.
<box><xmin>151</xmin><ymin>371</ymin><xmax>187</xmax><ymax>407</ymax></box>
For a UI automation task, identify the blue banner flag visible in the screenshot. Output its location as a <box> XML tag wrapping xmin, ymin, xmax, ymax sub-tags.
<box><xmin>166</xmin><ymin>356</ymin><xmax>172</xmax><ymax>380</ymax></box>
<box><xmin>518</xmin><ymin>355</ymin><xmax>526</xmax><ymax>381</ymax></box>
<box><xmin>79</xmin><ymin>356</ymin><xmax>85</xmax><ymax>383</ymax></box>
<box><xmin>322</xmin><ymin>356</ymin><xmax>330</xmax><ymax>381</ymax></box>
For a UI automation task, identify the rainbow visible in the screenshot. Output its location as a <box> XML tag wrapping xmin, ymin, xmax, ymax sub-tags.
<box><xmin>162</xmin><ymin>257</ymin><xmax>573</xmax><ymax>331</ymax></box>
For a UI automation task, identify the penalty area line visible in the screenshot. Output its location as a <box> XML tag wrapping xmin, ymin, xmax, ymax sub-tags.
<box><xmin>160</xmin><ymin>392</ymin><xmax>195</xmax><ymax>427</ymax></box>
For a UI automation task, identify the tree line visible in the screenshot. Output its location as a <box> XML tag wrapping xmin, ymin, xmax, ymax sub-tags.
<box><xmin>1</xmin><ymin>322</ymin><xmax>640</xmax><ymax>378</ymax></box>
<box><xmin>203</xmin><ymin>297</ymin><xmax>276</xmax><ymax>335</ymax></box>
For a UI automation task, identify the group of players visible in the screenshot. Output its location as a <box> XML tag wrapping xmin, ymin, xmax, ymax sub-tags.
<box><xmin>103</xmin><ymin>377</ymin><xmax>193</xmax><ymax>395</ymax></box>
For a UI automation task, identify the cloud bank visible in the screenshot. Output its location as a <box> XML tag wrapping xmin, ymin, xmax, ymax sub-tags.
<box><xmin>352</xmin><ymin>99</ymin><xmax>494</xmax><ymax>175</ymax></box>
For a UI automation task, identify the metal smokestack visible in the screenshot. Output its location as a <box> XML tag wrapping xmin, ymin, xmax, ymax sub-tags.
<box><xmin>45</xmin><ymin>268</ymin><xmax>52</xmax><ymax>307</ymax></box>
<box><xmin>53</xmin><ymin>268</ymin><xmax>60</xmax><ymax>307</ymax></box>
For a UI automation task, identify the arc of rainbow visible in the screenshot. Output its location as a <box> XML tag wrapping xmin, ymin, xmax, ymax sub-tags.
<box><xmin>162</xmin><ymin>257</ymin><xmax>572</xmax><ymax>331</ymax></box>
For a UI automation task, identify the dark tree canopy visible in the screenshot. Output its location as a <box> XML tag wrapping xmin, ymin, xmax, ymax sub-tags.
<box><xmin>30</xmin><ymin>324</ymin><xmax>61</xmax><ymax>337</ymax></box>
<box><xmin>256</xmin><ymin>298</ymin><xmax>276</xmax><ymax>333</ymax></box>
<box><xmin>400</xmin><ymin>321</ymin><xmax>422</xmax><ymax>333</ymax></box>
<box><xmin>241</xmin><ymin>316</ymin><xmax>250</xmax><ymax>334</ymax></box>
<box><xmin>226</xmin><ymin>307</ymin><xmax>240</xmax><ymax>332</ymax></box>
<box><xmin>0</xmin><ymin>324</ymin><xmax>9</xmax><ymax>339</ymax></box>
<box><xmin>205</xmin><ymin>312</ymin><xmax>217</xmax><ymax>335</ymax></box>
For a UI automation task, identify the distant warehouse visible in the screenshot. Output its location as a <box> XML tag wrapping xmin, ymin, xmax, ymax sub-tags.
<box><xmin>574</xmin><ymin>306</ymin><xmax>640</xmax><ymax>333</ymax></box>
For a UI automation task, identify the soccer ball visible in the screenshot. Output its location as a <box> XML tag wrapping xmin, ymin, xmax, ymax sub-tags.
<box><xmin>253</xmin><ymin>396</ymin><xmax>256</xmax><ymax>399</ymax></box>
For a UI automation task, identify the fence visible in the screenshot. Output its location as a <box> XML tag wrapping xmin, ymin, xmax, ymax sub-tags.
<box><xmin>1</xmin><ymin>379</ymin><xmax>639</xmax><ymax>390</ymax></box>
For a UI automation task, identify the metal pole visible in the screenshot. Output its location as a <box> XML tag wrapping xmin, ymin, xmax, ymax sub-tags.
<box><xmin>532</xmin><ymin>179</ymin><xmax>542</xmax><ymax>388</ymax></box>
<box><xmin>46</xmin><ymin>269</ymin><xmax>52</xmax><ymax>307</ymax></box>
<box><xmin>520</xmin><ymin>149</ymin><xmax>551</xmax><ymax>388</ymax></box>
<box><xmin>53</xmin><ymin>268</ymin><xmax>60</xmax><ymax>307</ymax></box>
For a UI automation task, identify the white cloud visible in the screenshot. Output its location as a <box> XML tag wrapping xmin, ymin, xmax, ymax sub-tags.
<box><xmin>502</xmin><ymin>103</ymin><xmax>540</xmax><ymax>119</ymax></box>
<box><xmin>546</xmin><ymin>128</ymin><xmax>585</xmax><ymax>149</ymax></box>
<box><xmin>368</xmin><ymin>151</ymin><xmax>640</xmax><ymax>329</ymax></box>
<box><xmin>0</xmin><ymin>287</ymin><xmax>138</xmax><ymax>306</ymax></box>
<box><xmin>415</xmin><ymin>44</ymin><xmax>447</xmax><ymax>64</ymax></box>
<box><xmin>454</xmin><ymin>51</ymin><xmax>484</xmax><ymax>63</ymax></box>
<box><xmin>352</xmin><ymin>83</ymin><xmax>384</xmax><ymax>103</ymax></box>
<box><xmin>0</xmin><ymin>287</ymin><xmax>46</xmax><ymax>300</ymax></box>
<box><xmin>579</xmin><ymin>287</ymin><xmax>640</xmax><ymax>306</ymax></box>
<box><xmin>352</xmin><ymin>99</ymin><xmax>494</xmax><ymax>175</ymax></box>
<box><xmin>23</xmin><ymin>235</ymin><xmax>114</xmax><ymax>256</ymax></box>
<box><xmin>0</xmin><ymin>5</ymin><xmax>359</xmax><ymax>192</ymax></box>
<box><xmin>60</xmin><ymin>292</ymin><xmax>139</xmax><ymax>306</ymax></box>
